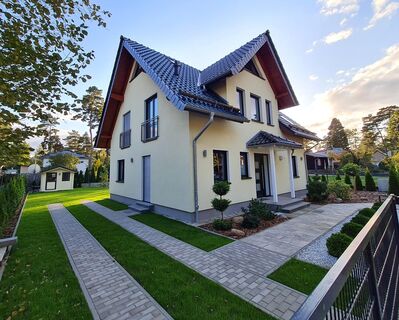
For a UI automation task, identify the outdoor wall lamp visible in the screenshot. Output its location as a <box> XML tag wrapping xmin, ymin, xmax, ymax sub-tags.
<box><xmin>130</xmin><ymin>157</ymin><xmax>134</xmax><ymax>163</ymax></box>
<box><xmin>203</xmin><ymin>150</ymin><xmax>207</xmax><ymax>157</ymax></box>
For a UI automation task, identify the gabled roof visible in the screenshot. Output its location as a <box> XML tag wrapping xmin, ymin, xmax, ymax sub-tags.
<box><xmin>279</xmin><ymin>112</ymin><xmax>321</xmax><ymax>141</ymax></box>
<box><xmin>247</xmin><ymin>131</ymin><xmax>302</xmax><ymax>149</ymax></box>
<box><xmin>96</xmin><ymin>31</ymin><xmax>300</xmax><ymax>148</ymax></box>
<box><xmin>41</xmin><ymin>166</ymin><xmax>76</xmax><ymax>173</ymax></box>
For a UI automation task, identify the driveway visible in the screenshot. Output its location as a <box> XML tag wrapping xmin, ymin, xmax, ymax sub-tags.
<box><xmin>242</xmin><ymin>203</ymin><xmax>371</xmax><ymax>256</ymax></box>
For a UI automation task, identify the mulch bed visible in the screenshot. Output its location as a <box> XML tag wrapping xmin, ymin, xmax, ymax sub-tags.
<box><xmin>200</xmin><ymin>215</ymin><xmax>288</xmax><ymax>239</ymax></box>
<box><xmin>1</xmin><ymin>195</ymin><xmax>26</xmax><ymax>239</ymax></box>
<box><xmin>346</xmin><ymin>191</ymin><xmax>387</xmax><ymax>203</ymax></box>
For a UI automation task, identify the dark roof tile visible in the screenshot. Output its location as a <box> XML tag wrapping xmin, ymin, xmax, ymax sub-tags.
<box><xmin>247</xmin><ymin>131</ymin><xmax>302</xmax><ymax>148</ymax></box>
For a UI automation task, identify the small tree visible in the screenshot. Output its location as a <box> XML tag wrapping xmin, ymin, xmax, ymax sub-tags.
<box><xmin>365</xmin><ymin>169</ymin><xmax>377</xmax><ymax>191</ymax></box>
<box><xmin>355</xmin><ymin>174</ymin><xmax>363</xmax><ymax>191</ymax></box>
<box><xmin>84</xmin><ymin>168</ymin><xmax>90</xmax><ymax>184</ymax></box>
<box><xmin>341</xmin><ymin>163</ymin><xmax>360</xmax><ymax>177</ymax></box>
<box><xmin>211</xmin><ymin>181</ymin><xmax>231</xmax><ymax>220</ymax></box>
<box><xmin>344</xmin><ymin>174</ymin><xmax>352</xmax><ymax>187</ymax></box>
<box><xmin>321</xmin><ymin>175</ymin><xmax>327</xmax><ymax>182</ymax></box>
<box><xmin>336</xmin><ymin>172</ymin><xmax>341</xmax><ymax>180</ymax></box>
<box><xmin>49</xmin><ymin>154</ymin><xmax>79</xmax><ymax>170</ymax></box>
<box><xmin>388</xmin><ymin>166</ymin><xmax>399</xmax><ymax>195</ymax></box>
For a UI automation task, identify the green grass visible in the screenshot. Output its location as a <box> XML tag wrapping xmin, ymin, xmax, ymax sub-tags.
<box><xmin>68</xmin><ymin>204</ymin><xmax>273</xmax><ymax>320</ymax></box>
<box><xmin>0</xmin><ymin>187</ymin><xmax>110</xmax><ymax>320</ymax></box>
<box><xmin>310</xmin><ymin>174</ymin><xmax>379</xmax><ymax>185</ymax></box>
<box><xmin>95</xmin><ymin>198</ymin><xmax>128</xmax><ymax>211</ymax></box>
<box><xmin>268</xmin><ymin>259</ymin><xmax>328</xmax><ymax>295</ymax></box>
<box><xmin>132</xmin><ymin>213</ymin><xmax>233</xmax><ymax>251</ymax></box>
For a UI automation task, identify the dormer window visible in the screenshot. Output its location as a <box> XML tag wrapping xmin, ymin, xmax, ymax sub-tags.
<box><xmin>244</xmin><ymin>60</ymin><xmax>261</xmax><ymax>77</ymax></box>
<box><xmin>236</xmin><ymin>88</ymin><xmax>245</xmax><ymax>114</ymax></box>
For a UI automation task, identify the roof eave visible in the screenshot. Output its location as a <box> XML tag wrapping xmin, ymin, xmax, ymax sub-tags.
<box><xmin>185</xmin><ymin>104</ymin><xmax>249</xmax><ymax>123</ymax></box>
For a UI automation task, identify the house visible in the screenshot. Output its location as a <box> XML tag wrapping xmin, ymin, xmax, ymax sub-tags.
<box><xmin>95</xmin><ymin>31</ymin><xmax>320</xmax><ymax>222</ymax></box>
<box><xmin>42</xmin><ymin>150</ymin><xmax>89</xmax><ymax>173</ymax></box>
<box><xmin>40</xmin><ymin>166</ymin><xmax>75</xmax><ymax>192</ymax></box>
<box><xmin>306</xmin><ymin>151</ymin><xmax>329</xmax><ymax>171</ymax></box>
<box><xmin>371</xmin><ymin>149</ymin><xmax>387</xmax><ymax>166</ymax></box>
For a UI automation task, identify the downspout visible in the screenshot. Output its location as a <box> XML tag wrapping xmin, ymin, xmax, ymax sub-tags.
<box><xmin>193</xmin><ymin>112</ymin><xmax>215</xmax><ymax>223</ymax></box>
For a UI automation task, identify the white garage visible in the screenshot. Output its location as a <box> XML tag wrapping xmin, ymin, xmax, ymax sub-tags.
<box><xmin>40</xmin><ymin>166</ymin><xmax>75</xmax><ymax>192</ymax></box>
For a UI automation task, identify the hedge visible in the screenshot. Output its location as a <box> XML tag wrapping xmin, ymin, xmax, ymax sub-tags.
<box><xmin>0</xmin><ymin>176</ymin><xmax>26</xmax><ymax>236</ymax></box>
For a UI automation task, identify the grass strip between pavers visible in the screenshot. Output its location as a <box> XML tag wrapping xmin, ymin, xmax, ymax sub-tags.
<box><xmin>95</xmin><ymin>198</ymin><xmax>128</xmax><ymax>211</ymax></box>
<box><xmin>68</xmin><ymin>204</ymin><xmax>274</xmax><ymax>320</ymax></box>
<box><xmin>268</xmin><ymin>258</ymin><xmax>328</xmax><ymax>295</ymax></box>
<box><xmin>0</xmin><ymin>187</ymin><xmax>111</xmax><ymax>320</ymax></box>
<box><xmin>132</xmin><ymin>213</ymin><xmax>233</xmax><ymax>251</ymax></box>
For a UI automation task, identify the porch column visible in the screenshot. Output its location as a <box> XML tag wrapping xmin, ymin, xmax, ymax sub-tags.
<box><xmin>287</xmin><ymin>149</ymin><xmax>295</xmax><ymax>198</ymax></box>
<box><xmin>269</xmin><ymin>147</ymin><xmax>278</xmax><ymax>203</ymax></box>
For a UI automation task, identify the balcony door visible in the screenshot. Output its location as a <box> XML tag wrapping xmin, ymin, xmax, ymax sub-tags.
<box><xmin>142</xmin><ymin>155</ymin><xmax>151</xmax><ymax>202</ymax></box>
<box><xmin>144</xmin><ymin>95</ymin><xmax>158</xmax><ymax>140</ymax></box>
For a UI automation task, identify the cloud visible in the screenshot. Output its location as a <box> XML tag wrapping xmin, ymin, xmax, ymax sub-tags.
<box><xmin>336</xmin><ymin>70</ymin><xmax>346</xmax><ymax>75</ymax></box>
<box><xmin>318</xmin><ymin>0</ymin><xmax>359</xmax><ymax>15</ymax></box>
<box><xmin>365</xmin><ymin>0</ymin><xmax>399</xmax><ymax>30</ymax></box>
<box><xmin>309</xmin><ymin>43</ymin><xmax>399</xmax><ymax>134</ymax></box>
<box><xmin>323</xmin><ymin>28</ymin><xmax>353</xmax><ymax>44</ymax></box>
<box><xmin>340</xmin><ymin>18</ymin><xmax>348</xmax><ymax>25</ymax></box>
<box><xmin>309</xmin><ymin>74</ymin><xmax>319</xmax><ymax>81</ymax></box>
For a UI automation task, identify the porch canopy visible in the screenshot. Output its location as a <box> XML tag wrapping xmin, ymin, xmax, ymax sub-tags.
<box><xmin>247</xmin><ymin>131</ymin><xmax>302</xmax><ymax>202</ymax></box>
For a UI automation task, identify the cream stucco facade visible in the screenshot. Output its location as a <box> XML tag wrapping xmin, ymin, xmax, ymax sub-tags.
<box><xmin>109</xmin><ymin>60</ymin><xmax>308</xmax><ymax>218</ymax></box>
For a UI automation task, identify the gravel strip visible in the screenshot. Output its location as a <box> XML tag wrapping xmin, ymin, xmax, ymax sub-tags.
<box><xmin>295</xmin><ymin>208</ymin><xmax>365</xmax><ymax>269</ymax></box>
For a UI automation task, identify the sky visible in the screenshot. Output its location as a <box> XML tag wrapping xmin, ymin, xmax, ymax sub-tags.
<box><xmin>31</xmin><ymin>0</ymin><xmax>399</xmax><ymax>148</ymax></box>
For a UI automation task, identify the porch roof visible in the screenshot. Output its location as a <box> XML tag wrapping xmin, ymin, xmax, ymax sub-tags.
<box><xmin>247</xmin><ymin>131</ymin><xmax>302</xmax><ymax>149</ymax></box>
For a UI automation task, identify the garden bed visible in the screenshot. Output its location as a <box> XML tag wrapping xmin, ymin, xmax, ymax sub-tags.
<box><xmin>1</xmin><ymin>194</ymin><xmax>26</xmax><ymax>239</ymax></box>
<box><xmin>200</xmin><ymin>215</ymin><xmax>288</xmax><ymax>239</ymax></box>
<box><xmin>345</xmin><ymin>191</ymin><xmax>386</xmax><ymax>203</ymax></box>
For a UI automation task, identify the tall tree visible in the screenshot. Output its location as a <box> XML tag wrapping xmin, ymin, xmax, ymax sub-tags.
<box><xmin>0</xmin><ymin>1</ymin><xmax>110</xmax><ymax>141</ymax></box>
<box><xmin>345</xmin><ymin>128</ymin><xmax>361</xmax><ymax>151</ymax></box>
<box><xmin>41</xmin><ymin>127</ymin><xmax>63</xmax><ymax>154</ymax></box>
<box><xmin>64</xmin><ymin>130</ymin><xmax>82</xmax><ymax>153</ymax></box>
<box><xmin>73</xmin><ymin>86</ymin><xmax>104</xmax><ymax>175</ymax></box>
<box><xmin>79</xmin><ymin>132</ymin><xmax>92</xmax><ymax>157</ymax></box>
<box><xmin>386</xmin><ymin>110</ymin><xmax>399</xmax><ymax>153</ymax></box>
<box><xmin>49</xmin><ymin>154</ymin><xmax>79</xmax><ymax>170</ymax></box>
<box><xmin>0</xmin><ymin>121</ymin><xmax>31</xmax><ymax>168</ymax></box>
<box><xmin>326</xmin><ymin>118</ymin><xmax>349</xmax><ymax>149</ymax></box>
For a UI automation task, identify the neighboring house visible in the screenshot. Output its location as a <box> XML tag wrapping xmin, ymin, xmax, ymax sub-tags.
<box><xmin>2</xmin><ymin>166</ymin><xmax>29</xmax><ymax>175</ymax></box>
<box><xmin>95</xmin><ymin>30</ymin><xmax>320</xmax><ymax>222</ymax></box>
<box><xmin>371</xmin><ymin>149</ymin><xmax>387</xmax><ymax>166</ymax></box>
<box><xmin>306</xmin><ymin>151</ymin><xmax>329</xmax><ymax>171</ymax></box>
<box><xmin>40</xmin><ymin>166</ymin><xmax>75</xmax><ymax>192</ymax></box>
<box><xmin>42</xmin><ymin>150</ymin><xmax>89</xmax><ymax>173</ymax></box>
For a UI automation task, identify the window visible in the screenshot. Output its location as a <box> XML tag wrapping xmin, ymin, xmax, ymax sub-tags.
<box><xmin>62</xmin><ymin>172</ymin><xmax>70</xmax><ymax>181</ymax></box>
<box><xmin>213</xmin><ymin>150</ymin><xmax>228</xmax><ymax>182</ymax></box>
<box><xmin>236</xmin><ymin>88</ymin><xmax>245</xmax><ymax>114</ymax></box>
<box><xmin>240</xmin><ymin>152</ymin><xmax>249</xmax><ymax>178</ymax></box>
<box><xmin>292</xmin><ymin>156</ymin><xmax>299</xmax><ymax>178</ymax></box>
<box><xmin>117</xmin><ymin>160</ymin><xmax>125</xmax><ymax>182</ymax></box>
<box><xmin>120</xmin><ymin>112</ymin><xmax>131</xmax><ymax>149</ymax></box>
<box><xmin>142</xmin><ymin>95</ymin><xmax>159</xmax><ymax>142</ymax></box>
<box><xmin>244</xmin><ymin>60</ymin><xmax>261</xmax><ymax>77</ymax></box>
<box><xmin>250</xmin><ymin>94</ymin><xmax>260</xmax><ymax>121</ymax></box>
<box><xmin>265</xmin><ymin>100</ymin><xmax>273</xmax><ymax>125</ymax></box>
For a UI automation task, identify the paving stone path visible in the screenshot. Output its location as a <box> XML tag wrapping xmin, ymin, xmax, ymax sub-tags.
<box><xmin>49</xmin><ymin>204</ymin><xmax>172</xmax><ymax>320</ymax></box>
<box><xmin>83</xmin><ymin>201</ymin><xmax>306</xmax><ymax>320</ymax></box>
<box><xmin>243</xmin><ymin>203</ymin><xmax>370</xmax><ymax>256</ymax></box>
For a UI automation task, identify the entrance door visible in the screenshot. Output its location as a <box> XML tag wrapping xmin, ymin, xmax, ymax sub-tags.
<box><xmin>46</xmin><ymin>172</ymin><xmax>57</xmax><ymax>190</ymax></box>
<box><xmin>142</xmin><ymin>156</ymin><xmax>151</xmax><ymax>202</ymax></box>
<box><xmin>254</xmin><ymin>154</ymin><xmax>266</xmax><ymax>198</ymax></box>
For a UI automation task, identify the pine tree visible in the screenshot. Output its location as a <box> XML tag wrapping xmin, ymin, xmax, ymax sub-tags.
<box><xmin>64</xmin><ymin>130</ymin><xmax>82</xmax><ymax>152</ymax></box>
<box><xmin>365</xmin><ymin>169</ymin><xmax>377</xmax><ymax>191</ymax></box>
<box><xmin>388</xmin><ymin>166</ymin><xmax>399</xmax><ymax>195</ymax></box>
<box><xmin>90</xmin><ymin>166</ymin><xmax>96</xmax><ymax>183</ymax></box>
<box><xmin>84</xmin><ymin>168</ymin><xmax>90</xmax><ymax>183</ymax></box>
<box><xmin>326</xmin><ymin>118</ymin><xmax>349</xmax><ymax>149</ymax></box>
<box><xmin>355</xmin><ymin>174</ymin><xmax>363</xmax><ymax>191</ymax></box>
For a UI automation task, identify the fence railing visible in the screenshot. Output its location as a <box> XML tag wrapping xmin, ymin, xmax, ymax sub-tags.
<box><xmin>141</xmin><ymin>116</ymin><xmax>159</xmax><ymax>142</ymax></box>
<box><xmin>293</xmin><ymin>194</ymin><xmax>399</xmax><ymax>320</ymax></box>
<box><xmin>119</xmin><ymin>129</ymin><xmax>131</xmax><ymax>149</ymax></box>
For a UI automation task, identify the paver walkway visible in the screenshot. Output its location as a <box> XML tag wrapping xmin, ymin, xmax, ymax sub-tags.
<box><xmin>83</xmin><ymin>201</ymin><xmax>306</xmax><ymax>320</ymax></box>
<box><xmin>243</xmin><ymin>203</ymin><xmax>370</xmax><ymax>256</ymax></box>
<box><xmin>49</xmin><ymin>204</ymin><xmax>172</xmax><ymax>320</ymax></box>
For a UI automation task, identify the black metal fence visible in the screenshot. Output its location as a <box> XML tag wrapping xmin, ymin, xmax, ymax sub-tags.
<box><xmin>293</xmin><ymin>195</ymin><xmax>399</xmax><ymax>320</ymax></box>
<box><xmin>141</xmin><ymin>116</ymin><xmax>159</xmax><ymax>142</ymax></box>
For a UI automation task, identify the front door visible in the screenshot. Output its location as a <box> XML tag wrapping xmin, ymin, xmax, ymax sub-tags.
<box><xmin>45</xmin><ymin>172</ymin><xmax>57</xmax><ymax>190</ymax></box>
<box><xmin>142</xmin><ymin>156</ymin><xmax>151</xmax><ymax>202</ymax></box>
<box><xmin>254</xmin><ymin>154</ymin><xmax>266</xmax><ymax>198</ymax></box>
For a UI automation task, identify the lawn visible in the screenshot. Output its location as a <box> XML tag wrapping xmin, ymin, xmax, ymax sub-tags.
<box><xmin>95</xmin><ymin>198</ymin><xmax>128</xmax><ymax>211</ymax></box>
<box><xmin>132</xmin><ymin>213</ymin><xmax>233</xmax><ymax>251</ymax></box>
<box><xmin>68</xmin><ymin>204</ymin><xmax>273</xmax><ymax>320</ymax></box>
<box><xmin>268</xmin><ymin>258</ymin><xmax>328</xmax><ymax>295</ymax></box>
<box><xmin>0</xmin><ymin>187</ymin><xmax>112</xmax><ymax>320</ymax></box>
<box><xmin>310</xmin><ymin>174</ymin><xmax>379</xmax><ymax>185</ymax></box>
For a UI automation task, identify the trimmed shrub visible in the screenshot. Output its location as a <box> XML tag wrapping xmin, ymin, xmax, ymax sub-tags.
<box><xmin>327</xmin><ymin>180</ymin><xmax>351</xmax><ymax>200</ymax></box>
<box><xmin>327</xmin><ymin>232</ymin><xmax>353</xmax><ymax>257</ymax></box>
<box><xmin>241</xmin><ymin>214</ymin><xmax>260</xmax><ymax>229</ymax></box>
<box><xmin>211</xmin><ymin>181</ymin><xmax>231</xmax><ymax>220</ymax></box>
<box><xmin>344</xmin><ymin>174</ymin><xmax>352</xmax><ymax>187</ymax></box>
<box><xmin>341</xmin><ymin>222</ymin><xmax>363</xmax><ymax>238</ymax></box>
<box><xmin>321</xmin><ymin>175</ymin><xmax>327</xmax><ymax>182</ymax></box>
<box><xmin>365</xmin><ymin>169</ymin><xmax>377</xmax><ymax>191</ymax></box>
<box><xmin>341</xmin><ymin>163</ymin><xmax>360</xmax><ymax>177</ymax></box>
<box><xmin>351</xmin><ymin>214</ymin><xmax>369</xmax><ymax>226</ymax></box>
<box><xmin>335</xmin><ymin>172</ymin><xmax>341</xmax><ymax>180</ymax></box>
<box><xmin>307</xmin><ymin>180</ymin><xmax>328</xmax><ymax>202</ymax></box>
<box><xmin>355</xmin><ymin>174</ymin><xmax>363</xmax><ymax>191</ymax></box>
<box><xmin>313</xmin><ymin>175</ymin><xmax>321</xmax><ymax>181</ymax></box>
<box><xmin>242</xmin><ymin>199</ymin><xmax>276</xmax><ymax>221</ymax></box>
<box><xmin>212</xmin><ymin>219</ymin><xmax>232</xmax><ymax>231</ymax></box>
<box><xmin>372</xmin><ymin>202</ymin><xmax>382</xmax><ymax>210</ymax></box>
<box><xmin>358</xmin><ymin>208</ymin><xmax>376</xmax><ymax>219</ymax></box>
<box><xmin>388</xmin><ymin>166</ymin><xmax>399</xmax><ymax>195</ymax></box>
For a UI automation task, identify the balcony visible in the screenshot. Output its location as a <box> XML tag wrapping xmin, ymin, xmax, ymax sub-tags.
<box><xmin>141</xmin><ymin>116</ymin><xmax>159</xmax><ymax>142</ymax></box>
<box><xmin>119</xmin><ymin>129</ymin><xmax>131</xmax><ymax>149</ymax></box>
